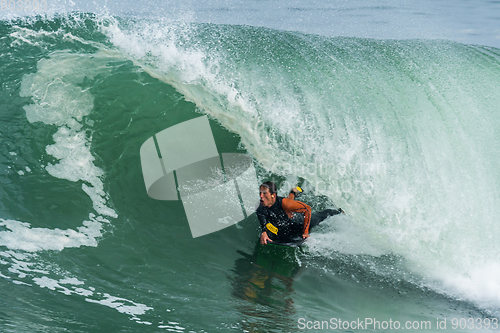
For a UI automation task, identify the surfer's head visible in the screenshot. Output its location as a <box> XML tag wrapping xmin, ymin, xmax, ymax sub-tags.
<box><xmin>259</xmin><ymin>181</ymin><xmax>277</xmax><ymax>207</ymax></box>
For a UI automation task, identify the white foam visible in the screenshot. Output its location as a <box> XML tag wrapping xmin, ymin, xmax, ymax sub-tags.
<box><xmin>85</xmin><ymin>294</ymin><xmax>153</xmax><ymax>316</ymax></box>
<box><xmin>1</xmin><ymin>249</ymin><xmax>154</xmax><ymax>323</ymax></box>
<box><xmin>34</xmin><ymin>276</ymin><xmax>80</xmax><ymax>295</ymax></box>
<box><xmin>158</xmin><ymin>322</ymin><xmax>186</xmax><ymax>332</ymax></box>
<box><xmin>308</xmin><ymin>215</ymin><xmax>387</xmax><ymax>257</ymax></box>
<box><xmin>33</xmin><ymin>277</ymin><xmax>153</xmax><ymax>318</ymax></box>
<box><xmin>12</xmin><ymin>280</ymin><xmax>31</xmax><ymax>286</ymax></box>
<box><xmin>0</xmin><ymin>214</ymin><xmax>106</xmax><ymax>252</ymax></box>
<box><xmin>20</xmin><ymin>50</ymin><xmax>118</xmax><ymax>218</ymax></box>
<box><xmin>429</xmin><ymin>262</ymin><xmax>500</xmax><ymax>313</ymax></box>
<box><xmin>10</xmin><ymin>24</ymin><xmax>110</xmax><ymax>51</ymax></box>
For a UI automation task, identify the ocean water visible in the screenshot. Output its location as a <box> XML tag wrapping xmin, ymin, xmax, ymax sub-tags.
<box><xmin>1</xmin><ymin>1</ymin><xmax>500</xmax><ymax>332</ymax></box>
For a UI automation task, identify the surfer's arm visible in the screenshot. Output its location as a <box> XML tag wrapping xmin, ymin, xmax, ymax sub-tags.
<box><xmin>256</xmin><ymin>208</ymin><xmax>272</xmax><ymax>244</ymax></box>
<box><xmin>281</xmin><ymin>198</ymin><xmax>312</xmax><ymax>238</ymax></box>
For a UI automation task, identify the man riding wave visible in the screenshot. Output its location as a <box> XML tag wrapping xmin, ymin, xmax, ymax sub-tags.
<box><xmin>257</xmin><ymin>181</ymin><xmax>344</xmax><ymax>245</ymax></box>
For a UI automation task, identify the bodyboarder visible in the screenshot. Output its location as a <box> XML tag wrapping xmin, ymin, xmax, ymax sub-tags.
<box><xmin>257</xmin><ymin>181</ymin><xmax>344</xmax><ymax>245</ymax></box>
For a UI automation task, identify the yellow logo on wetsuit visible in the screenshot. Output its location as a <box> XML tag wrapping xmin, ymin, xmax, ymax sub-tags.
<box><xmin>266</xmin><ymin>223</ymin><xmax>278</xmax><ymax>235</ymax></box>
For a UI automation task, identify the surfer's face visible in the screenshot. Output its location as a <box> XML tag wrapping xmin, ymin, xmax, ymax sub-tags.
<box><xmin>259</xmin><ymin>186</ymin><xmax>276</xmax><ymax>207</ymax></box>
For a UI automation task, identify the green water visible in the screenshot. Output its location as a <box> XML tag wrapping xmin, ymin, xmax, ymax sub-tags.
<box><xmin>1</xmin><ymin>13</ymin><xmax>500</xmax><ymax>332</ymax></box>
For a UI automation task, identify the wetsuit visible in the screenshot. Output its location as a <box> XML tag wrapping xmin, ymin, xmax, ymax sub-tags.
<box><xmin>257</xmin><ymin>196</ymin><xmax>343</xmax><ymax>243</ymax></box>
<box><xmin>257</xmin><ymin>196</ymin><xmax>312</xmax><ymax>243</ymax></box>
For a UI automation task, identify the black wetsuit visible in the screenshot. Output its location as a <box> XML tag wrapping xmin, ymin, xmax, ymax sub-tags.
<box><xmin>257</xmin><ymin>196</ymin><xmax>343</xmax><ymax>243</ymax></box>
<box><xmin>257</xmin><ymin>196</ymin><xmax>305</xmax><ymax>242</ymax></box>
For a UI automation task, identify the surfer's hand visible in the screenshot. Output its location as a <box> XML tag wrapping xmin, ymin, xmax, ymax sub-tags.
<box><xmin>302</xmin><ymin>233</ymin><xmax>309</xmax><ymax>239</ymax></box>
<box><xmin>260</xmin><ymin>232</ymin><xmax>272</xmax><ymax>245</ymax></box>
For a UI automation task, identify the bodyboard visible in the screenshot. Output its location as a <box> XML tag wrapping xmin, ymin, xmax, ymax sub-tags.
<box><xmin>266</xmin><ymin>238</ymin><xmax>306</xmax><ymax>248</ymax></box>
